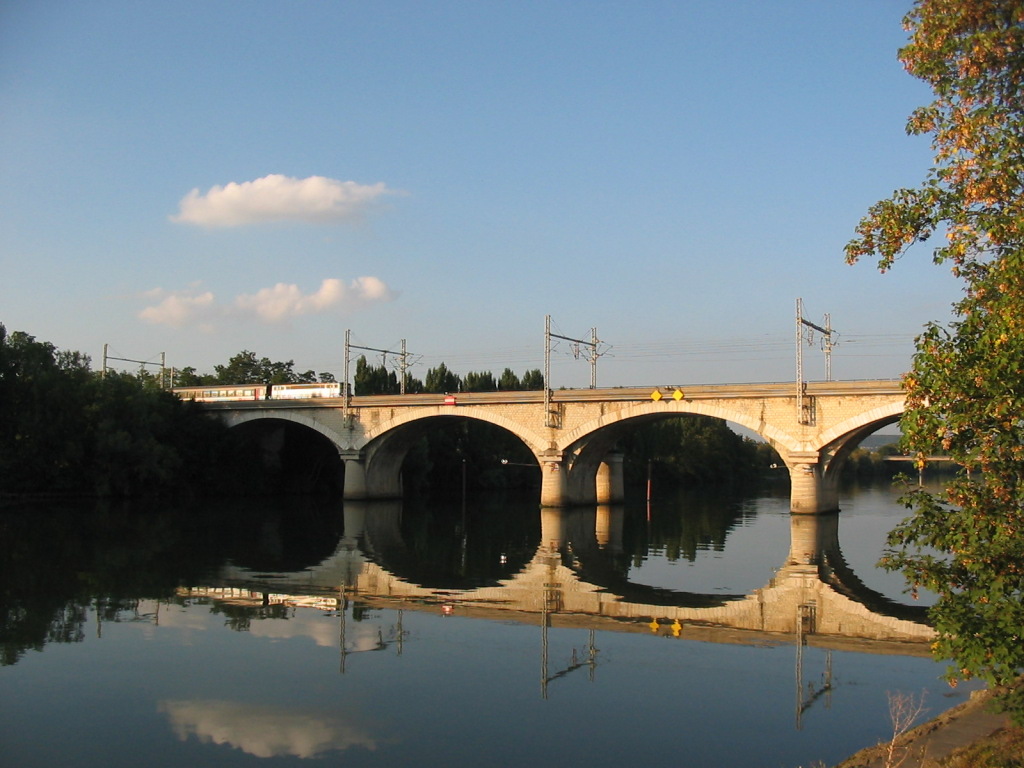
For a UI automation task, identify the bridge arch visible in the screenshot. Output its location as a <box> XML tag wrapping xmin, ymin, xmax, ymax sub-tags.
<box><xmin>556</xmin><ymin>399</ymin><xmax>796</xmax><ymax>454</ymax></box>
<box><xmin>357</xmin><ymin>408</ymin><xmax>550</xmax><ymax>500</ymax></box>
<box><xmin>220</xmin><ymin>409</ymin><xmax>351</xmax><ymax>449</ymax></box>
<box><xmin>217</xmin><ymin>411</ymin><xmax>347</xmax><ymax>493</ymax></box>
<box><xmin>817</xmin><ymin>401</ymin><xmax>905</xmax><ymax>464</ymax></box>
<box><xmin>553</xmin><ymin>401</ymin><xmax>791</xmax><ymax>506</ymax></box>
<box><xmin>550</xmin><ymin>398</ymin><xmax>907</xmax><ymax>510</ymax></box>
<box><xmin>362</xmin><ymin>406</ymin><xmax>551</xmax><ymax>456</ymax></box>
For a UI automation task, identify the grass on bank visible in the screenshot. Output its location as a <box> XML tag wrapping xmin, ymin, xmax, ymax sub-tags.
<box><xmin>938</xmin><ymin>726</ymin><xmax>1024</xmax><ymax>768</ymax></box>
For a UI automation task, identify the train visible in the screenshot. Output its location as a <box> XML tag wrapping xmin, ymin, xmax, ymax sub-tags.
<box><xmin>173</xmin><ymin>382</ymin><xmax>342</xmax><ymax>402</ymax></box>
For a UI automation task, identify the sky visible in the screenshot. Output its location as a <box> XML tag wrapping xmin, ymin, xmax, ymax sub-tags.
<box><xmin>0</xmin><ymin>1</ymin><xmax>965</xmax><ymax>389</ymax></box>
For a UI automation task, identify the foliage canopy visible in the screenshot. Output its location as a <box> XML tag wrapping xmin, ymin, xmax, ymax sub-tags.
<box><xmin>0</xmin><ymin>324</ymin><xmax>239</xmax><ymax>496</ymax></box>
<box><xmin>845</xmin><ymin>0</ymin><xmax>1024</xmax><ymax>718</ymax></box>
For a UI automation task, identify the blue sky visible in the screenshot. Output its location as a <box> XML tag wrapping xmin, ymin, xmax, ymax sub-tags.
<box><xmin>0</xmin><ymin>1</ymin><xmax>962</xmax><ymax>388</ymax></box>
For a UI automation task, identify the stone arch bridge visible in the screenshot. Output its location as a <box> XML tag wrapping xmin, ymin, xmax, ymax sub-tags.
<box><xmin>206</xmin><ymin>379</ymin><xmax>905</xmax><ymax>514</ymax></box>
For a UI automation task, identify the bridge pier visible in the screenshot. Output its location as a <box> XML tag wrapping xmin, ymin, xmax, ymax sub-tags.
<box><xmin>340</xmin><ymin>453</ymin><xmax>368</xmax><ymax>500</ymax></box>
<box><xmin>539</xmin><ymin>456</ymin><xmax>567</xmax><ymax>507</ymax></box>
<box><xmin>595</xmin><ymin>453</ymin><xmax>625</xmax><ymax>505</ymax></box>
<box><xmin>785</xmin><ymin>452</ymin><xmax>839</xmax><ymax>515</ymax></box>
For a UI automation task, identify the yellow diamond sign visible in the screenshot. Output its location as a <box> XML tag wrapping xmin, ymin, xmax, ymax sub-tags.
<box><xmin>673</xmin><ymin>389</ymin><xmax>684</xmax><ymax>401</ymax></box>
<box><xmin>650</xmin><ymin>390</ymin><xmax>662</xmax><ymax>401</ymax></box>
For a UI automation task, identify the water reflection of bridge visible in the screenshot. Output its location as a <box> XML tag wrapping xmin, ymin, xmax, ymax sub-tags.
<box><xmin>200</xmin><ymin>502</ymin><xmax>932</xmax><ymax>655</ymax></box>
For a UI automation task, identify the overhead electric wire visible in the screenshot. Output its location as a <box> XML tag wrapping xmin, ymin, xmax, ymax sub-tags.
<box><xmin>303</xmin><ymin>331</ymin><xmax>919</xmax><ymax>383</ymax></box>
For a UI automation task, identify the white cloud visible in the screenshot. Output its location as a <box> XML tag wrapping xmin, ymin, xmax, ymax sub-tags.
<box><xmin>138</xmin><ymin>277</ymin><xmax>395</xmax><ymax>328</ymax></box>
<box><xmin>138</xmin><ymin>287</ymin><xmax>218</xmax><ymax>328</ymax></box>
<box><xmin>171</xmin><ymin>174</ymin><xmax>395</xmax><ymax>228</ymax></box>
<box><xmin>234</xmin><ymin>277</ymin><xmax>396</xmax><ymax>322</ymax></box>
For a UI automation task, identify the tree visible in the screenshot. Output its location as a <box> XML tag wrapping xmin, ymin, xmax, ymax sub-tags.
<box><xmin>213</xmin><ymin>351</ymin><xmax>305</xmax><ymax>385</ymax></box>
<box><xmin>619</xmin><ymin>416</ymin><xmax>761</xmax><ymax>487</ymax></box>
<box><xmin>0</xmin><ymin>325</ymin><xmax>93</xmax><ymax>492</ymax></box>
<box><xmin>424</xmin><ymin>363</ymin><xmax>460</xmax><ymax>394</ymax></box>
<box><xmin>462</xmin><ymin>370</ymin><xmax>496</xmax><ymax>392</ymax></box>
<box><xmin>0</xmin><ymin>324</ymin><xmax>244</xmax><ymax>496</ymax></box>
<box><xmin>845</xmin><ymin>1</ymin><xmax>1024</xmax><ymax>719</ymax></box>
<box><xmin>498</xmin><ymin>368</ymin><xmax>521</xmax><ymax>390</ymax></box>
<box><xmin>521</xmin><ymin>368</ymin><xmax>544</xmax><ymax>390</ymax></box>
<box><xmin>172</xmin><ymin>366</ymin><xmax>208</xmax><ymax>387</ymax></box>
<box><xmin>353</xmin><ymin>355</ymin><xmax>399</xmax><ymax>394</ymax></box>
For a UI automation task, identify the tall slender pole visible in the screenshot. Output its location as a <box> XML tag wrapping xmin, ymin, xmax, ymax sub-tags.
<box><xmin>343</xmin><ymin>329</ymin><xmax>351</xmax><ymax>419</ymax></box>
<box><xmin>824</xmin><ymin>313</ymin><xmax>833</xmax><ymax>382</ymax></box>
<box><xmin>400</xmin><ymin>339</ymin><xmax>407</xmax><ymax>395</ymax></box>
<box><xmin>339</xmin><ymin>588</ymin><xmax>347</xmax><ymax>675</ymax></box>
<box><xmin>646</xmin><ymin>459</ymin><xmax>653</xmax><ymax>521</ymax></box>
<box><xmin>590</xmin><ymin>327</ymin><xmax>598</xmax><ymax>389</ymax></box>
<box><xmin>544</xmin><ymin>315</ymin><xmax>552</xmax><ymax>427</ymax></box>
<box><xmin>796</xmin><ymin>299</ymin><xmax>804</xmax><ymax>423</ymax></box>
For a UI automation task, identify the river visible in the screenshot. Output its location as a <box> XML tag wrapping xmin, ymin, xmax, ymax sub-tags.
<box><xmin>0</xmin><ymin>480</ymin><xmax>972</xmax><ymax>767</ymax></box>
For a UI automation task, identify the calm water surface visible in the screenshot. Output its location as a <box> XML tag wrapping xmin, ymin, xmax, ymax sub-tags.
<box><xmin>0</xmin><ymin>482</ymin><xmax>973</xmax><ymax>768</ymax></box>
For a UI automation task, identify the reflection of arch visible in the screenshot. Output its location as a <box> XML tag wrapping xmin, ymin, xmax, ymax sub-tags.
<box><xmin>212</xmin><ymin>501</ymin><xmax>931</xmax><ymax>643</ymax></box>
<box><xmin>785</xmin><ymin>513</ymin><xmax>930</xmax><ymax>625</ymax></box>
<box><xmin>351</xmin><ymin>500</ymin><xmax>540</xmax><ymax>591</ymax></box>
<box><xmin>539</xmin><ymin>507</ymin><xmax>930</xmax><ymax>625</ymax></box>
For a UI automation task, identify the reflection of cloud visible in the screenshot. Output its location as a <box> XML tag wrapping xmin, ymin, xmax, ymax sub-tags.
<box><xmin>159</xmin><ymin>700</ymin><xmax>378</xmax><ymax>758</ymax></box>
<box><xmin>244</xmin><ymin>613</ymin><xmax>386</xmax><ymax>651</ymax></box>
<box><xmin>247</xmin><ymin>613</ymin><xmax>338</xmax><ymax>647</ymax></box>
<box><xmin>171</xmin><ymin>174</ymin><xmax>395</xmax><ymax>227</ymax></box>
<box><xmin>135</xmin><ymin>599</ymin><xmax>213</xmax><ymax>634</ymax></box>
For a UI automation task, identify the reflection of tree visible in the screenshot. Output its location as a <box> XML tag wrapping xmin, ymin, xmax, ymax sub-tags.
<box><xmin>0</xmin><ymin>498</ymin><xmax>345</xmax><ymax>665</ymax></box>
<box><xmin>209</xmin><ymin>601</ymin><xmax>290</xmax><ymax>632</ymax></box>
<box><xmin>361</xmin><ymin>496</ymin><xmax>539</xmax><ymax>590</ymax></box>
<box><xmin>625</xmin><ymin>488</ymin><xmax>753</xmax><ymax>564</ymax></box>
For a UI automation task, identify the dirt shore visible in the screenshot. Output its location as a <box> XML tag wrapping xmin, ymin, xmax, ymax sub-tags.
<box><xmin>833</xmin><ymin>687</ymin><xmax>1015</xmax><ymax>768</ymax></box>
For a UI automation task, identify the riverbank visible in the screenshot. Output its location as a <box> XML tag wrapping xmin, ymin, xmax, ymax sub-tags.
<box><xmin>833</xmin><ymin>686</ymin><xmax>1022</xmax><ymax>767</ymax></box>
